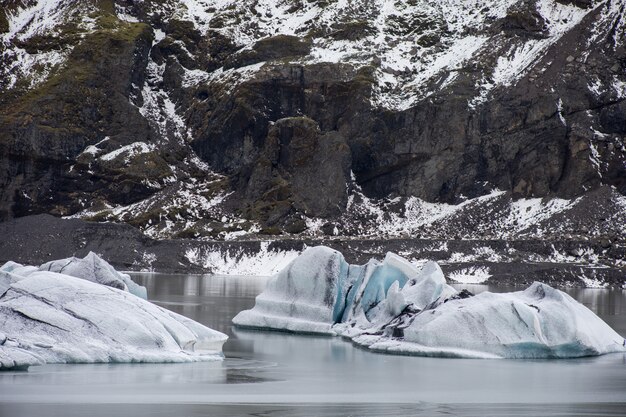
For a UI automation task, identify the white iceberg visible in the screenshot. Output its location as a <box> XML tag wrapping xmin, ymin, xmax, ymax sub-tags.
<box><xmin>231</xmin><ymin>246</ymin><xmax>345</xmax><ymax>334</ymax></box>
<box><xmin>233</xmin><ymin>246</ymin><xmax>626</xmax><ymax>359</ymax></box>
<box><xmin>0</xmin><ymin>256</ymin><xmax>227</xmax><ymax>370</ymax></box>
<box><xmin>37</xmin><ymin>252</ymin><xmax>148</xmax><ymax>299</ymax></box>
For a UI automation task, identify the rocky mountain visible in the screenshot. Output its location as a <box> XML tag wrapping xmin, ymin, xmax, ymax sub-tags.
<box><xmin>1</xmin><ymin>0</ymin><xmax>625</xmax><ymax>243</ymax></box>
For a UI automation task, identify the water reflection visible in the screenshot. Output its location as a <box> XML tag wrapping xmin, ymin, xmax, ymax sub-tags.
<box><xmin>133</xmin><ymin>273</ymin><xmax>268</xmax><ymax>339</ymax></box>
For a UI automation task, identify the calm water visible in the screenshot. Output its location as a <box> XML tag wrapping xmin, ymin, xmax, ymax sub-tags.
<box><xmin>1</xmin><ymin>274</ymin><xmax>625</xmax><ymax>417</ymax></box>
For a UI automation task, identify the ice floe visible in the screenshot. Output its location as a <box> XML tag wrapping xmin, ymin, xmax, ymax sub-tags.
<box><xmin>233</xmin><ymin>246</ymin><xmax>626</xmax><ymax>359</ymax></box>
<box><xmin>0</xmin><ymin>254</ymin><xmax>227</xmax><ymax>370</ymax></box>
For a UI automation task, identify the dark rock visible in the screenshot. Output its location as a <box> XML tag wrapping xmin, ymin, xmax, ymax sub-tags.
<box><xmin>391</xmin><ymin>327</ymin><xmax>404</xmax><ymax>338</ymax></box>
<box><xmin>240</xmin><ymin>115</ymin><xmax>351</xmax><ymax>227</ymax></box>
<box><xmin>0</xmin><ymin>10</ymin><xmax>8</xmax><ymax>33</ymax></box>
<box><xmin>223</xmin><ymin>35</ymin><xmax>312</xmax><ymax>69</ymax></box>
<box><xmin>555</xmin><ymin>0</ymin><xmax>594</xmax><ymax>8</ymax></box>
<box><xmin>498</xmin><ymin>2</ymin><xmax>548</xmax><ymax>38</ymax></box>
<box><xmin>321</xmin><ymin>222</ymin><xmax>339</xmax><ymax>236</ymax></box>
<box><xmin>284</xmin><ymin>217</ymin><xmax>307</xmax><ymax>234</ymax></box>
<box><xmin>0</xmin><ymin>20</ymin><xmax>154</xmax><ymax>220</ymax></box>
<box><xmin>445</xmin><ymin>289</ymin><xmax>475</xmax><ymax>302</ymax></box>
<box><xmin>328</xmin><ymin>20</ymin><xmax>376</xmax><ymax>41</ymax></box>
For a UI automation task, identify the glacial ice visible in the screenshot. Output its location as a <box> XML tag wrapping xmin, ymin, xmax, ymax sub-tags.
<box><xmin>37</xmin><ymin>251</ymin><xmax>148</xmax><ymax>299</ymax></box>
<box><xmin>232</xmin><ymin>246</ymin><xmax>345</xmax><ymax>334</ymax></box>
<box><xmin>0</xmin><ymin>255</ymin><xmax>227</xmax><ymax>370</ymax></box>
<box><xmin>233</xmin><ymin>246</ymin><xmax>626</xmax><ymax>359</ymax></box>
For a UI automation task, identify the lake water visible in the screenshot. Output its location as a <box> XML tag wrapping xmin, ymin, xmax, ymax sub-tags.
<box><xmin>1</xmin><ymin>274</ymin><xmax>625</xmax><ymax>417</ymax></box>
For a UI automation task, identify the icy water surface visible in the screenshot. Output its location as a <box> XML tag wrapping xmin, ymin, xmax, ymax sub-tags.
<box><xmin>1</xmin><ymin>273</ymin><xmax>625</xmax><ymax>417</ymax></box>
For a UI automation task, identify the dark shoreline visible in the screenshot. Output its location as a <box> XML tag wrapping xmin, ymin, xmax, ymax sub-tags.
<box><xmin>1</xmin><ymin>214</ymin><xmax>624</xmax><ymax>288</ymax></box>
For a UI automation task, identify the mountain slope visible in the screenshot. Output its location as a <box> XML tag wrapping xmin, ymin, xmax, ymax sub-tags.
<box><xmin>0</xmin><ymin>0</ymin><xmax>624</xmax><ymax>241</ymax></box>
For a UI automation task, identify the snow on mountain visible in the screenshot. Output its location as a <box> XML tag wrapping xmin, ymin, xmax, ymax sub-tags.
<box><xmin>5</xmin><ymin>0</ymin><xmax>622</xmax><ymax>106</ymax></box>
<box><xmin>7</xmin><ymin>0</ymin><xmax>608</xmax><ymax>106</ymax></box>
<box><xmin>126</xmin><ymin>0</ymin><xmax>624</xmax><ymax>109</ymax></box>
<box><xmin>0</xmin><ymin>0</ymin><xmax>624</xmax><ymax>246</ymax></box>
<box><xmin>1</xmin><ymin>1</ymin><xmax>95</xmax><ymax>90</ymax></box>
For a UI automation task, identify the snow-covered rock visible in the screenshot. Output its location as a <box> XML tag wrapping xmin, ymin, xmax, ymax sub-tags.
<box><xmin>234</xmin><ymin>246</ymin><xmax>626</xmax><ymax>359</ymax></box>
<box><xmin>2</xmin><ymin>0</ymin><xmax>625</xmax><ymax>243</ymax></box>
<box><xmin>0</xmin><ymin>257</ymin><xmax>227</xmax><ymax>370</ymax></box>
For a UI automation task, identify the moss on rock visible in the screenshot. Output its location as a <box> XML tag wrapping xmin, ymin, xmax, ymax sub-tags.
<box><xmin>223</xmin><ymin>35</ymin><xmax>312</xmax><ymax>69</ymax></box>
<box><xmin>329</xmin><ymin>20</ymin><xmax>375</xmax><ymax>41</ymax></box>
<box><xmin>0</xmin><ymin>10</ymin><xmax>10</xmax><ymax>34</ymax></box>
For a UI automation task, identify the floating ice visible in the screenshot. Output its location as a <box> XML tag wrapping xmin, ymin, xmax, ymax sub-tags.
<box><xmin>0</xmin><ymin>257</ymin><xmax>227</xmax><ymax>370</ymax></box>
<box><xmin>36</xmin><ymin>252</ymin><xmax>148</xmax><ymax>299</ymax></box>
<box><xmin>232</xmin><ymin>246</ymin><xmax>345</xmax><ymax>334</ymax></box>
<box><xmin>234</xmin><ymin>246</ymin><xmax>626</xmax><ymax>359</ymax></box>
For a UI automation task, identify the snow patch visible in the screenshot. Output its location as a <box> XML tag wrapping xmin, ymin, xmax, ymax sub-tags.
<box><xmin>185</xmin><ymin>242</ymin><xmax>301</xmax><ymax>276</ymax></box>
<box><xmin>579</xmin><ymin>269</ymin><xmax>610</xmax><ymax>289</ymax></box>
<box><xmin>449</xmin><ymin>266</ymin><xmax>491</xmax><ymax>284</ymax></box>
<box><xmin>588</xmin><ymin>140</ymin><xmax>603</xmax><ymax>177</ymax></box>
<box><xmin>447</xmin><ymin>247</ymin><xmax>502</xmax><ymax>263</ymax></box>
<box><xmin>613</xmin><ymin>77</ymin><xmax>626</xmax><ymax>99</ymax></box>
<box><xmin>3</xmin><ymin>1</ymin><xmax>74</xmax><ymax>42</ymax></box>
<box><xmin>99</xmin><ymin>142</ymin><xmax>156</xmax><ymax>163</ymax></box>
<box><xmin>501</xmin><ymin>197</ymin><xmax>581</xmax><ymax>234</ymax></box>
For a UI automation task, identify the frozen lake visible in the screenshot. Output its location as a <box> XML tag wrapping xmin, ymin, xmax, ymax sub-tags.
<box><xmin>1</xmin><ymin>273</ymin><xmax>625</xmax><ymax>417</ymax></box>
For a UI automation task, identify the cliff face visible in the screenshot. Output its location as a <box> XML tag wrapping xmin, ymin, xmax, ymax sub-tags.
<box><xmin>0</xmin><ymin>0</ymin><xmax>625</xmax><ymax>240</ymax></box>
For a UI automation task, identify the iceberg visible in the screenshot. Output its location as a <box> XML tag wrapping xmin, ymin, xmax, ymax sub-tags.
<box><xmin>37</xmin><ymin>252</ymin><xmax>148</xmax><ymax>299</ymax></box>
<box><xmin>0</xmin><ymin>256</ymin><xmax>227</xmax><ymax>370</ymax></box>
<box><xmin>233</xmin><ymin>246</ymin><xmax>626</xmax><ymax>359</ymax></box>
<box><xmin>231</xmin><ymin>246</ymin><xmax>345</xmax><ymax>334</ymax></box>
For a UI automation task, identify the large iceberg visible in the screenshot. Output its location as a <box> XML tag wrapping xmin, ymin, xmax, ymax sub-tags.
<box><xmin>0</xmin><ymin>255</ymin><xmax>227</xmax><ymax>370</ymax></box>
<box><xmin>233</xmin><ymin>246</ymin><xmax>626</xmax><ymax>359</ymax></box>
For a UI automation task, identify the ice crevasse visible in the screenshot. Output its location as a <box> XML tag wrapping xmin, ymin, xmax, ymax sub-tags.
<box><xmin>0</xmin><ymin>253</ymin><xmax>227</xmax><ymax>370</ymax></box>
<box><xmin>233</xmin><ymin>246</ymin><xmax>626</xmax><ymax>359</ymax></box>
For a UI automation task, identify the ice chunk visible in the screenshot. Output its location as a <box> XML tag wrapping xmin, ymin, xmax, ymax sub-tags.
<box><xmin>0</xmin><ymin>261</ymin><xmax>38</xmax><ymax>279</ymax></box>
<box><xmin>339</xmin><ymin>254</ymin><xmax>442</xmax><ymax>333</ymax></box>
<box><xmin>37</xmin><ymin>252</ymin><xmax>147</xmax><ymax>299</ymax></box>
<box><xmin>361</xmin><ymin>282</ymin><xmax>625</xmax><ymax>358</ymax></box>
<box><xmin>233</xmin><ymin>246</ymin><xmax>350</xmax><ymax>334</ymax></box>
<box><xmin>233</xmin><ymin>246</ymin><xmax>626</xmax><ymax>359</ymax></box>
<box><xmin>0</xmin><ymin>261</ymin><xmax>22</xmax><ymax>273</ymax></box>
<box><xmin>0</xmin><ymin>267</ymin><xmax>30</xmax><ymax>297</ymax></box>
<box><xmin>0</xmin><ymin>344</ymin><xmax>44</xmax><ymax>370</ymax></box>
<box><xmin>401</xmin><ymin>261</ymin><xmax>456</xmax><ymax>310</ymax></box>
<box><xmin>232</xmin><ymin>247</ymin><xmax>429</xmax><ymax>334</ymax></box>
<box><xmin>0</xmin><ymin>271</ymin><xmax>227</xmax><ymax>370</ymax></box>
<box><xmin>0</xmin><ymin>273</ymin><xmax>10</xmax><ymax>297</ymax></box>
<box><xmin>358</xmin><ymin>252</ymin><xmax>418</xmax><ymax>319</ymax></box>
<box><xmin>233</xmin><ymin>247</ymin><xmax>428</xmax><ymax>334</ymax></box>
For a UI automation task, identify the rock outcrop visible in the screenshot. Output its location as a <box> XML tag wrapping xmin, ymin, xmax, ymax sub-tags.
<box><xmin>0</xmin><ymin>0</ymin><xmax>624</xmax><ymax>239</ymax></box>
